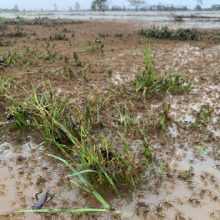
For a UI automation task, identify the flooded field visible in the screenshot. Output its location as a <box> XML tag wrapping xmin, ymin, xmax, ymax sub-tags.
<box><xmin>0</xmin><ymin>16</ymin><xmax>220</xmax><ymax>220</ymax></box>
<box><xmin>1</xmin><ymin>11</ymin><xmax>220</xmax><ymax>29</ymax></box>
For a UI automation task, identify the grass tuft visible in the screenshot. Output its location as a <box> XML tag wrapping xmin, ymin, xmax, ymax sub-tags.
<box><xmin>0</xmin><ymin>77</ymin><xmax>10</xmax><ymax>99</ymax></box>
<box><xmin>134</xmin><ymin>47</ymin><xmax>191</xmax><ymax>97</ymax></box>
<box><xmin>8</xmin><ymin>85</ymin><xmax>151</xmax><ymax>190</ymax></box>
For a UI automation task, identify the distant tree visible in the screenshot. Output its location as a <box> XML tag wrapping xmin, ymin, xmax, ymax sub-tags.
<box><xmin>13</xmin><ymin>4</ymin><xmax>19</xmax><ymax>12</ymax></box>
<box><xmin>211</xmin><ymin>4</ymin><xmax>220</xmax><ymax>10</ymax></box>
<box><xmin>53</xmin><ymin>3</ymin><xmax>58</xmax><ymax>11</ymax></box>
<box><xmin>127</xmin><ymin>0</ymin><xmax>146</xmax><ymax>10</ymax></box>
<box><xmin>91</xmin><ymin>0</ymin><xmax>108</xmax><ymax>11</ymax></box>
<box><xmin>195</xmin><ymin>5</ymin><xmax>202</xmax><ymax>10</ymax></box>
<box><xmin>111</xmin><ymin>5</ymin><xmax>123</xmax><ymax>11</ymax></box>
<box><xmin>68</xmin><ymin>7</ymin><xmax>73</xmax><ymax>11</ymax></box>
<box><xmin>74</xmin><ymin>2</ymin><xmax>80</xmax><ymax>10</ymax></box>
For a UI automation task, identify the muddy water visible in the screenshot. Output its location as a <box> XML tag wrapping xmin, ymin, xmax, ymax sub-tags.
<box><xmin>2</xmin><ymin>138</ymin><xmax>220</xmax><ymax>219</ymax></box>
<box><xmin>0</xmin><ymin>141</ymin><xmax>88</xmax><ymax>220</ymax></box>
<box><xmin>117</xmin><ymin>144</ymin><xmax>220</xmax><ymax>220</ymax></box>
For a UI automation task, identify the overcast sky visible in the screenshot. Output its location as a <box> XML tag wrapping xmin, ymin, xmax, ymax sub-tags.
<box><xmin>0</xmin><ymin>0</ymin><xmax>218</xmax><ymax>10</ymax></box>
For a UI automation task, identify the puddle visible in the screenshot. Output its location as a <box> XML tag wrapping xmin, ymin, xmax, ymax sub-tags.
<box><xmin>0</xmin><ymin>141</ymin><xmax>84</xmax><ymax>220</ymax></box>
<box><xmin>110</xmin><ymin>143</ymin><xmax>220</xmax><ymax>220</ymax></box>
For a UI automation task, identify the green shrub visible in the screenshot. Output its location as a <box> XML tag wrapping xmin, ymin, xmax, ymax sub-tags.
<box><xmin>139</xmin><ymin>26</ymin><xmax>200</xmax><ymax>41</ymax></box>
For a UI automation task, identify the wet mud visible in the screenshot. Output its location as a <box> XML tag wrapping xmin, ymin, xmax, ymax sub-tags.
<box><xmin>0</xmin><ymin>18</ymin><xmax>220</xmax><ymax>220</ymax></box>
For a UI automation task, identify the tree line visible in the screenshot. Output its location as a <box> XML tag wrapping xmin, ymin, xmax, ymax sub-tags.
<box><xmin>90</xmin><ymin>0</ymin><xmax>219</xmax><ymax>11</ymax></box>
<box><xmin>1</xmin><ymin>0</ymin><xmax>220</xmax><ymax>12</ymax></box>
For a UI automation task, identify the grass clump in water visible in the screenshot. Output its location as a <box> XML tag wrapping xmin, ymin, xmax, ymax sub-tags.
<box><xmin>8</xmin><ymin>85</ymin><xmax>152</xmax><ymax>190</ymax></box>
<box><xmin>158</xmin><ymin>100</ymin><xmax>171</xmax><ymax>131</ymax></box>
<box><xmin>139</xmin><ymin>26</ymin><xmax>200</xmax><ymax>41</ymax></box>
<box><xmin>8</xmin><ymin>85</ymin><xmax>78</xmax><ymax>148</ymax></box>
<box><xmin>134</xmin><ymin>47</ymin><xmax>191</xmax><ymax>97</ymax></box>
<box><xmin>192</xmin><ymin>104</ymin><xmax>213</xmax><ymax>128</ymax></box>
<box><xmin>17</xmin><ymin>155</ymin><xmax>115</xmax><ymax>215</ymax></box>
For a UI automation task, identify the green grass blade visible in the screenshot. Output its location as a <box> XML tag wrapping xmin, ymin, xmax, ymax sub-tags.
<box><xmin>103</xmin><ymin>172</ymin><xmax>117</xmax><ymax>191</ymax></box>
<box><xmin>48</xmin><ymin>154</ymin><xmax>90</xmax><ymax>186</ymax></box>
<box><xmin>67</xmin><ymin>169</ymin><xmax>98</xmax><ymax>177</ymax></box>
<box><xmin>16</xmin><ymin>208</ymin><xmax>110</xmax><ymax>213</ymax></box>
<box><xmin>48</xmin><ymin>154</ymin><xmax>111</xmax><ymax>210</ymax></box>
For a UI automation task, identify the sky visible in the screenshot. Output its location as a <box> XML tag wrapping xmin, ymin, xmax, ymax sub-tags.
<box><xmin>0</xmin><ymin>0</ymin><xmax>218</xmax><ymax>10</ymax></box>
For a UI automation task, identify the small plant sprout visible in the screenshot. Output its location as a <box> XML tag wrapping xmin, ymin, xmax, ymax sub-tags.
<box><xmin>0</xmin><ymin>77</ymin><xmax>10</xmax><ymax>98</ymax></box>
<box><xmin>159</xmin><ymin>100</ymin><xmax>171</xmax><ymax>131</ymax></box>
<box><xmin>159</xmin><ymin>161</ymin><xmax>164</xmax><ymax>178</ymax></box>
<box><xmin>193</xmin><ymin>104</ymin><xmax>213</xmax><ymax>128</ymax></box>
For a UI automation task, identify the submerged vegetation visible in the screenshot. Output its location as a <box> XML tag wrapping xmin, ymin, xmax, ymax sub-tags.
<box><xmin>139</xmin><ymin>26</ymin><xmax>200</xmax><ymax>41</ymax></box>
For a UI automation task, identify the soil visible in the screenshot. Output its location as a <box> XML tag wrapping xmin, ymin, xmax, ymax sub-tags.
<box><xmin>0</xmin><ymin>19</ymin><xmax>220</xmax><ymax>220</ymax></box>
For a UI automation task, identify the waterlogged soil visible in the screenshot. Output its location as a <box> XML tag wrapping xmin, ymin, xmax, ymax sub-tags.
<box><xmin>0</xmin><ymin>19</ymin><xmax>220</xmax><ymax>219</ymax></box>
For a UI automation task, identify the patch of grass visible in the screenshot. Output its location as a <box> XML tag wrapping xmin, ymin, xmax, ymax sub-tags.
<box><xmin>73</xmin><ymin>52</ymin><xmax>83</xmax><ymax>67</ymax></box>
<box><xmin>98</xmin><ymin>32</ymin><xmax>109</xmax><ymax>38</ymax></box>
<box><xmin>0</xmin><ymin>40</ymin><xmax>10</xmax><ymax>47</ymax></box>
<box><xmin>52</xmin><ymin>57</ymin><xmax>77</xmax><ymax>80</ymax></box>
<box><xmin>192</xmin><ymin>104</ymin><xmax>213</xmax><ymax>128</ymax></box>
<box><xmin>9</xmin><ymin>86</ymin><xmax>76</xmax><ymax>146</ymax></box>
<box><xmin>178</xmin><ymin>166</ymin><xmax>194</xmax><ymax>181</ymax></box>
<box><xmin>158</xmin><ymin>100</ymin><xmax>171</xmax><ymax>131</ymax></box>
<box><xmin>0</xmin><ymin>17</ymin><xmax>6</xmax><ymax>31</ymax></box>
<box><xmin>134</xmin><ymin>47</ymin><xmax>191</xmax><ymax>97</ymax></box>
<box><xmin>139</xmin><ymin>26</ymin><xmax>200</xmax><ymax>41</ymax></box>
<box><xmin>0</xmin><ymin>51</ymin><xmax>24</xmax><ymax>66</ymax></box>
<box><xmin>1</xmin><ymin>25</ymin><xmax>27</xmax><ymax>38</ymax></box>
<box><xmin>8</xmin><ymin>86</ymin><xmax>152</xmax><ymax>190</ymax></box>
<box><xmin>85</xmin><ymin>41</ymin><xmax>104</xmax><ymax>54</ymax></box>
<box><xmin>39</xmin><ymin>52</ymin><xmax>57</xmax><ymax>61</ymax></box>
<box><xmin>85</xmin><ymin>46</ymin><xmax>98</xmax><ymax>54</ymax></box>
<box><xmin>49</xmin><ymin>33</ymin><xmax>68</xmax><ymax>41</ymax></box>
<box><xmin>0</xmin><ymin>77</ymin><xmax>10</xmax><ymax>99</ymax></box>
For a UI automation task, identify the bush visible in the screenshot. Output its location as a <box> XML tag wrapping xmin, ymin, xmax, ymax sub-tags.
<box><xmin>139</xmin><ymin>26</ymin><xmax>200</xmax><ymax>41</ymax></box>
